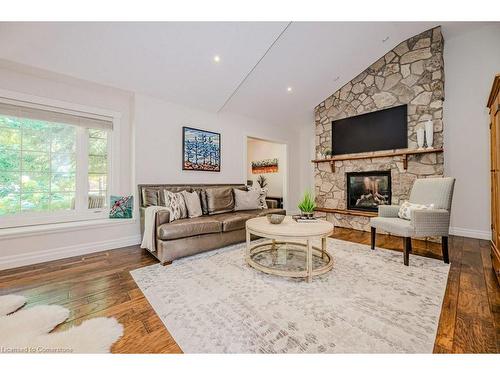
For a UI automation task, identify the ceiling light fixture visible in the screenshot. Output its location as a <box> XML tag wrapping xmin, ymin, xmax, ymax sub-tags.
<box><xmin>382</xmin><ymin>36</ymin><xmax>390</xmax><ymax>43</ymax></box>
<box><xmin>287</xmin><ymin>87</ymin><xmax>293</xmax><ymax>92</ymax></box>
<box><xmin>333</xmin><ymin>76</ymin><xmax>340</xmax><ymax>82</ymax></box>
<box><xmin>213</xmin><ymin>55</ymin><xmax>221</xmax><ymax>63</ymax></box>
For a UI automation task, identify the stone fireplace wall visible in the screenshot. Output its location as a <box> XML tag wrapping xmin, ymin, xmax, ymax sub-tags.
<box><xmin>314</xmin><ymin>27</ymin><xmax>445</xmax><ymax>231</ymax></box>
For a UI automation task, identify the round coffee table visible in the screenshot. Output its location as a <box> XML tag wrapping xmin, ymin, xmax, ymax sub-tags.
<box><xmin>245</xmin><ymin>216</ymin><xmax>334</xmax><ymax>282</ymax></box>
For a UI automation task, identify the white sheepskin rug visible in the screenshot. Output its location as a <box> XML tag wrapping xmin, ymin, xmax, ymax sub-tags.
<box><xmin>0</xmin><ymin>294</ymin><xmax>123</xmax><ymax>353</ymax></box>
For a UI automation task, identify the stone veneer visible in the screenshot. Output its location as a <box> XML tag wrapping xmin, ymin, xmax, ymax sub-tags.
<box><xmin>314</xmin><ymin>27</ymin><xmax>445</xmax><ymax>233</ymax></box>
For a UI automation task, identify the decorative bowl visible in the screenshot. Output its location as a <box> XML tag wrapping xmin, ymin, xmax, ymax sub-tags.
<box><xmin>266</xmin><ymin>214</ymin><xmax>285</xmax><ymax>224</ymax></box>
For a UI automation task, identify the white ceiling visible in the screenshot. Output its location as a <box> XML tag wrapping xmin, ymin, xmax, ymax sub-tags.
<box><xmin>0</xmin><ymin>22</ymin><xmax>492</xmax><ymax>126</ymax></box>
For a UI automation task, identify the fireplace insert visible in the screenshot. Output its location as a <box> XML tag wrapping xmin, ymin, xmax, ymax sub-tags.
<box><xmin>346</xmin><ymin>171</ymin><xmax>391</xmax><ymax>212</ymax></box>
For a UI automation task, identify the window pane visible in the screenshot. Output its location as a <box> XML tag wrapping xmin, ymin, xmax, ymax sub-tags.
<box><xmin>89</xmin><ymin>155</ymin><xmax>107</xmax><ymax>174</ymax></box>
<box><xmin>51</xmin><ymin>173</ymin><xmax>76</xmax><ymax>192</ymax></box>
<box><xmin>0</xmin><ymin>147</ymin><xmax>20</xmax><ymax>171</ymax></box>
<box><xmin>0</xmin><ymin>116</ymin><xmax>21</xmax><ymax>129</ymax></box>
<box><xmin>0</xmin><ymin>193</ymin><xmax>20</xmax><ymax>215</ymax></box>
<box><xmin>88</xmin><ymin>173</ymin><xmax>107</xmax><ymax>191</ymax></box>
<box><xmin>21</xmin><ymin>172</ymin><xmax>50</xmax><ymax>192</ymax></box>
<box><xmin>50</xmin><ymin>192</ymin><xmax>75</xmax><ymax>211</ymax></box>
<box><xmin>0</xmin><ymin>171</ymin><xmax>21</xmax><ymax>192</ymax></box>
<box><xmin>22</xmin><ymin>129</ymin><xmax>50</xmax><ymax>152</ymax></box>
<box><xmin>89</xmin><ymin>129</ymin><xmax>107</xmax><ymax>138</ymax></box>
<box><xmin>22</xmin><ymin>118</ymin><xmax>51</xmax><ymax>131</ymax></box>
<box><xmin>21</xmin><ymin>192</ymin><xmax>50</xmax><ymax>212</ymax></box>
<box><xmin>22</xmin><ymin>151</ymin><xmax>50</xmax><ymax>172</ymax></box>
<box><xmin>88</xmin><ymin>193</ymin><xmax>106</xmax><ymax>209</ymax></box>
<box><xmin>88</xmin><ymin>130</ymin><xmax>108</xmax><ymax>209</ymax></box>
<box><xmin>89</xmin><ymin>137</ymin><xmax>107</xmax><ymax>156</ymax></box>
<box><xmin>0</xmin><ymin>127</ymin><xmax>21</xmax><ymax>149</ymax></box>
<box><xmin>51</xmin><ymin>153</ymin><xmax>76</xmax><ymax>173</ymax></box>
<box><xmin>51</xmin><ymin>124</ymin><xmax>76</xmax><ymax>153</ymax></box>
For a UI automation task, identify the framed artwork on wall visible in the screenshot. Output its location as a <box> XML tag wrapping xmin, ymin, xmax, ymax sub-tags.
<box><xmin>251</xmin><ymin>158</ymin><xmax>279</xmax><ymax>174</ymax></box>
<box><xmin>182</xmin><ymin>126</ymin><xmax>221</xmax><ymax>172</ymax></box>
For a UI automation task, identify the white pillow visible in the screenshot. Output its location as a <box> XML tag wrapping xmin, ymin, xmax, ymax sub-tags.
<box><xmin>234</xmin><ymin>189</ymin><xmax>261</xmax><ymax>211</ymax></box>
<box><xmin>247</xmin><ymin>186</ymin><xmax>268</xmax><ymax>209</ymax></box>
<box><xmin>398</xmin><ymin>201</ymin><xmax>434</xmax><ymax>220</ymax></box>
<box><xmin>163</xmin><ymin>190</ymin><xmax>188</xmax><ymax>221</ymax></box>
<box><xmin>181</xmin><ymin>190</ymin><xmax>203</xmax><ymax>218</ymax></box>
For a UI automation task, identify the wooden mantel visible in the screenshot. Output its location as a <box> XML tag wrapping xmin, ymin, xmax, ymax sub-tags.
<box><xmin>315</xmin><ymin>207</ymin><xmax>377</xmax><ymax>217</ymax></box>
<box><xmin>311</xmin><ymin>148</ymin><xmax>443</xmax><ymax>172</ymax></box>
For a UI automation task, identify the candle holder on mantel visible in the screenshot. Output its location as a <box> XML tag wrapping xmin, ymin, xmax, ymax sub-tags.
<box><xmin>425</xmin><ymin>120</ymin><xmax>434</xmax><ymax>149</ymax></box>
<box><xmin>416</xmin><ymin>127</ymin><xmax>425</xmax><ymax>150</ymax></box>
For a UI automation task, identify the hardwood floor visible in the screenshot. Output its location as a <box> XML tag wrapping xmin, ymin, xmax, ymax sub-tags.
<box><xmin>0</xmin><ymin>228</ymin><xmax>498</xmax><ymax>353</ymax></box>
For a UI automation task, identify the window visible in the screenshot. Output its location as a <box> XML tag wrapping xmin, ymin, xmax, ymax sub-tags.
<box><xmin>0</xmin><ymin>99</ymin><xmax>113</xmax><ymax>228</ymax></box>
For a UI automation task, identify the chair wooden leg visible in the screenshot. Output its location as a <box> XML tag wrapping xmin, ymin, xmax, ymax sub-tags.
<box><xmin>403</xmin><ymin>237</ymin><xmax>412</xmax><ymax>266</ymax></box>
<box><xmin>442</xmin><ymin>236</ymin><xmax>449</xmax><ymax>264</ymax></box>
<box><xmin>370</xmin><ymin>227</ymin><xmax>376</xmax><ymax>250</ymax></box>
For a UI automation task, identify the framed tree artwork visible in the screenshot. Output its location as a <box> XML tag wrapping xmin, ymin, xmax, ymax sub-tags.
<box><xmin>182</xmin><ymin>126</ymin><xmax>221</xmax><ymax>172</ymax></box>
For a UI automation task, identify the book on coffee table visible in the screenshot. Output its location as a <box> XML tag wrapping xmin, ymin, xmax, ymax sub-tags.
<box><xmin>292</xmin><ymin>215</ymin><xmax>318</xmax><ymax>223</ymax></box>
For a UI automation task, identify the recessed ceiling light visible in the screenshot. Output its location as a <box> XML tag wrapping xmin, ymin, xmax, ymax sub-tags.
<box><xmin>333</xmin><ymin>76</ymin><xmax>340</xmax><ymax>82</ymax></box>
<box><xmin>287</xmin><ymin>87</ymin><xmax>293</xmax><ymax>92</ymax></box>
<box><xmin>382</xmin><ymin>36</ymin><xmax>390</xmax><ymax>43</ymax></box>
<box><xmin>213</xmin><ymin>55</ymin><xmax>221</xmax><ymax>63</ymax></box>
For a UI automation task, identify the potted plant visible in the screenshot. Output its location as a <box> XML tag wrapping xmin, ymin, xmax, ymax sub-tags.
<box><xmin>257</xmin><ymin>175</ymin><xmax>268</xmax><ymax>189</ymax></box>
<box><xmin>324</xmin><ymin>149</ymin><xmax>333</xmax><ymax>158</ymax></box>
<box><xmin>298</xmin><ymin>190</ymin><xmax>316</xmax><ymax>219</ymax></box>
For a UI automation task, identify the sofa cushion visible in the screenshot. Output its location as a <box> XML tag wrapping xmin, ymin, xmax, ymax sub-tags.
<box><xmin>205</xmin><ymin>187</ymin><xmax>235</xmax><ymax>215</ymax></box>
<box><xmin>157</xmin><ymin>216</ymin><xmax>222</xmax><ymax>240</ymax></box>
<box><xmin>233</xmin><ymin>188</ymin><xmax>261</xmax><ymax>211</ymax></box>
<box><xmin>212</xmin><ymin>212</ymin><xmax>255</xmax><ymax>232</ymax></box>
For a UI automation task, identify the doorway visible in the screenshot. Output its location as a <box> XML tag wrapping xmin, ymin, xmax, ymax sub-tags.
<box><xmin>246</xmin><ymin>137</ymin><xmax>287</xmax><ymax>209</ymax></box>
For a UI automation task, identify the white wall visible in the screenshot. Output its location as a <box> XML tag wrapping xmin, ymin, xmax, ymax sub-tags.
<box><xmin>443</xmin><ymin>24</ymin><xmax>500</xmax><ymax>240</ymax></box>
<box><xmin>246</xmin><ymin>138</ymin><xmax>286</xmax><ymax>198</ymax></box>
<box><xmin>134</xmin><ymin>94</ymin><xmax>303</xmax><ymax>213</ymax></box>
<box><xmin>0</xmin><ymin>62</ymin><xmax>140</xmax><ymax>270</ymax></box>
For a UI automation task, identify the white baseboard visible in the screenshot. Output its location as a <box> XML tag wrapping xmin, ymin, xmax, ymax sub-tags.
<box><xmin>0</xmin><ymin>234</ymin><xmax>141</xmax><ymax>271</ymax></box>
<box><xmin>449</xmin><ymin>227</ymin><xmax>491</xmax><ymax>240</ymax></box>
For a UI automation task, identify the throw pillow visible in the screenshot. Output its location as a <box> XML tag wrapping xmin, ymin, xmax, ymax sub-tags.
<box><xmin>141</xmin><ymin>188</ymin><xmax>159</xmax><ymax>207</ymax></box>
<box><xmin>248</xmin><ymin>186</ymin><xmax>268</xmax><ymax>209</ymax></box>
<box><xmin>398</xmin><ymin>201</ymin><xmax>435</xmax><ymax>220</ymax></box>
<box><xmin>109</xmin><ymin>195</ymin><xmax>133</xmax><ymax>219</ymax></box>
<box><xmin>163</xmin><ymin>190</ymin><xmax>188</xmax><ymax>221</ymax></box>
<box><xmin>181</xmin><ymin>190</ymin><xmax>203</xmax><ymax>218</ymax></box>
<box><xmin>233</xmin><ymin>188</ymin><xmax>261</xmax><ymax>211</ymax></box>
<box><xmin>205</xmin><ymin>187</ymin><xmax>235</xmax><ymax>215</ymax></box>
<box><xmin>198</xmin><ymin>189</ymin><xmax>209</xmax><ymax>215</ymax></box>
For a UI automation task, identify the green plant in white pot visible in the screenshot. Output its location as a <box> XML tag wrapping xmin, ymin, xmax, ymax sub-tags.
<box><xmin>298</xmin><ymin>190</ymin><xmax>316</xmax><ymax>219</ymax></box>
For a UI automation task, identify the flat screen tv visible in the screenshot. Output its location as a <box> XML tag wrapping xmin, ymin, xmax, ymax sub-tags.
<box><xmin>331</xmin><ymin>104</ymin><xmax>407</xmax><ymax>155</ymax></box>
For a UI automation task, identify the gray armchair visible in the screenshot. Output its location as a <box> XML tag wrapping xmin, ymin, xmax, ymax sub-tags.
<box><xmin>370</xmin><ymin>177</ymin><xmax>455</xmax><ymax>266</ymax></box>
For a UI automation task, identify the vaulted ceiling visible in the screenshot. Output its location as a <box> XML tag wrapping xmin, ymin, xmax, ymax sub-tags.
<box><xmin>0</xmin><ymin>22</ymin><xmax>490</xmax><ymax>126</ymax></box>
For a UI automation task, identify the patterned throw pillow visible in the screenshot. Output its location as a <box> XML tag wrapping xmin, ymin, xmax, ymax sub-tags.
<box><xmin>398</xmin><ymin>201</ymin><xmax>434</xmax><ymax>220</ymax></box>
<box><xmin>163</xmin><ymin>190</ymin><xmax>188</xmax><ymax>221</ymax></box>
<box><xmin>247</xmin><ymin>186</ymin><xmax>268</xmax><ymax>209</ymax></box>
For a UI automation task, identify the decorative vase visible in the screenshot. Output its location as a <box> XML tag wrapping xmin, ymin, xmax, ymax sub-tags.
<box><xmin>425</xmin><ymin>120</ymin><xmax>434</xmax><ymax>149</ymax></box>
<box><xmin>416</xmin><ymin>127</ymin><xmax>425</xmax><ymax>149</ymax></box>
<box><xmin>301</xmin><ymin>212</ymin><xmax>314</xmax><ymax>219</ymax></box>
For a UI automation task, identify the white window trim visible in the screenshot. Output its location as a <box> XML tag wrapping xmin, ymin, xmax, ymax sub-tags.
<box><xmin>0</xmin><ymin>88</ymin><xmax>123</xmax><ymax>229</ymax></box>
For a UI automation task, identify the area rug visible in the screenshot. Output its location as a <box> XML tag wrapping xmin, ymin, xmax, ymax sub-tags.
<box><xmin>130</xmin><ymin>238</ymin><xmax>450</xmax><ymax>353</ymax></box>
<box><xmin>0</xmin><ymin>294</ymin><xmax>123</xmax><ymax>353</ymax></box>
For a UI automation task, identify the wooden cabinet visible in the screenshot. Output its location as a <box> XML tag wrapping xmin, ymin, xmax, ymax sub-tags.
<box><xmin>488</xmin><ymin>74</ymin><xmax>500</xmax><ymax>284</ymax></box>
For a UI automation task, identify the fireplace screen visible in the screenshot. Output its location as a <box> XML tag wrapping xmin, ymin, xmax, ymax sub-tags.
<box><xmin>346</xmin><ymin>171</ymin><xmax>391</xmax><ymax>212</ymax></box>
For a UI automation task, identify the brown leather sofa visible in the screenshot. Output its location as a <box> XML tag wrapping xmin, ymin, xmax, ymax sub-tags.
<box><xmin>139</xmin><ymin>184</ymin><xmax>286</xmax><ymax>265</ymax></box>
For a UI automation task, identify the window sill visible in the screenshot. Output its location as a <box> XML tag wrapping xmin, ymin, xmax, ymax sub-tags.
<box><xmin>0</xmin><ymin>218</ymin><xmax>136</xmax><ymax>240</ymax></box>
